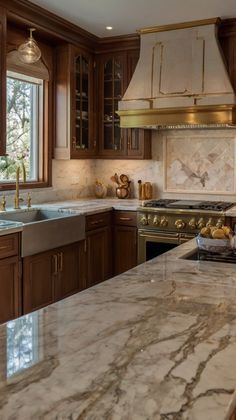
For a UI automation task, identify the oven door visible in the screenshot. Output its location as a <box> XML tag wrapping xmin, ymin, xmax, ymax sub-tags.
<box><xmin>138</xmin><ymin>229</ymin><xmax>180</xmax><ymax>264</ymax></box>
<box><xmin>138</xmin><ymin>229</ymin><xmax>195</xmax><ymax>264</ymax></box>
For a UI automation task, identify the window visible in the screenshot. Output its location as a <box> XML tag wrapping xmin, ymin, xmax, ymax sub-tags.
<box><xmin>0</xmin><ymin>71</ymin><xmax>43</xmax><ymax>183</ymax></box>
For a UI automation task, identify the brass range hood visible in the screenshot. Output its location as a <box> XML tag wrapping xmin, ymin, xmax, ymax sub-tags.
<box><xmin>117</xmin><ymin>18</ymin><xmax>236</xmax><ymax>129</ymax></box>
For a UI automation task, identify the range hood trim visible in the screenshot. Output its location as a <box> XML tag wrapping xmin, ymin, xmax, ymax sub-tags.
<box><xmin>138</xmin><ymin>17</ymin><xmax>221</xmax><ymax>34</ymax></box>
<box><xmin>117</xmin><ymin>105</ymin><xmax>236</xmax><ymax>128</ymax></box>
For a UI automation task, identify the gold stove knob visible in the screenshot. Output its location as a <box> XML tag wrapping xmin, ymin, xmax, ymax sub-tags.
<box><xmin>140</xmin><ymin>216</ymin><xmax>148</xmax><ymax>226</ymax></box>
<box><xmin>206</xmin><ymin>217</ymin><xmax>214</xmax><ymax>227</ymax></box>
<box><xmin>175</xmin><ymin>219</ymin><xmax>186</xmax><ymax>229</ymax></box>
<box><xmin>197</xmin><ymin>218</ymin><xmax>205</xmax><ymax>229</ymax></box>
<box><xmin>189</xmin><ymin>218</ymin><xmax>197</xmax><ymax>230</ymax></box>
<box><xmin>216</xmin><ymin>218</ymin><xmax>224</xmax><ymax>228</ymax></box>
<box><xmin>160</xmin><ymin>216</ymin><xmax>168</xmax><ymax>227</ymax></box>
<box><xmin>153</xmin><ymin>216</ymin><xmax>160</xmax><ymax>226</ymax></box>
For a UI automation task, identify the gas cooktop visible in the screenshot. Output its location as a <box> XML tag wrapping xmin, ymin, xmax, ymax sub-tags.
<box><xmin>142</xmin><ymin>199</ymin><xmax>235</xmax><ymax>212</ymax></box>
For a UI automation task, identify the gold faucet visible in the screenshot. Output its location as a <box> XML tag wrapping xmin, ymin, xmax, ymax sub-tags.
<box><xmin>0</xmin><ymin>195</ymin><xmax>6</xmax><ymax>211</ymax></box>
<box><xmin>14</xmin><ymin>162</ymin><xmax>26</xmax><ymax>209</ymax></box>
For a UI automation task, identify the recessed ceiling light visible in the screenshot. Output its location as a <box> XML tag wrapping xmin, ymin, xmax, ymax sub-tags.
<box><xmin>106</xmin><ymin>26</ymin><xmax>113</xmax><ymax>30</ymax></box>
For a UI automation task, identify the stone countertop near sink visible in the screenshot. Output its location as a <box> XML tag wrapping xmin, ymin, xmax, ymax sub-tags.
<box><xmin>38</xmin><ymin>198</ymin><xmax>143</xmax><ymax>214</ymax></box>
<box><xmin>0</xmin><ymin>219</ymin><xmax>23</xmax><ymax>236</ymax></box>
<box><xmin>1</xmin><ymin>240</ymin><xmax>236</xmax><ymax>419</ymax></box>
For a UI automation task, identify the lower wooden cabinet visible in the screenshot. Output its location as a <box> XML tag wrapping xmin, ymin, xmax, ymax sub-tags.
<box><xmin>23</xmin><ymin>241</ymin><xmax>86</xmax><ymax>314</ymax></box>
<box><xmin>0</xmin><ymin>233</ymin><xmax>21</xmax><ymax>324</ymax></box>
<box><xmin>86</xmin><ymin>212</ymin><xmax>112</xmax><ymax>287</ymax></box>
<box><xmin>0</xmin><ymin>256</ymin><xmax>21</xmax><ymax>323</ymax></box>
<box><xmin>54</xmin><ymin>242</ymin><xmax>86</xmax><ymax>301</ymax></box>
<box><xmin>113</xmin><ymin>211</ymin><xmax>137</xmax><ymax>275</ymax></box>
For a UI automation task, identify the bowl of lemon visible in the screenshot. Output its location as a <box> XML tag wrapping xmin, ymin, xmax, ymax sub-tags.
<box><xmin>196</xmin><ymin>225</ymin><xmax>233</xmax><ymax>253</ymax></box>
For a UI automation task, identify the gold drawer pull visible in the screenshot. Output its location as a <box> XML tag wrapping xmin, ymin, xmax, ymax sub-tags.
<box><xmin>119</xmin><ymin>217</ymin><xmax>132</xmax><ymax>221</ymax></box>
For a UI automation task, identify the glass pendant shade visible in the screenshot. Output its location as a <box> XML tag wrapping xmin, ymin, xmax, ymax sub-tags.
<box><xmin>18</xmin><ymin>28</ymin><xmax>41</xmax><ymax>64</ymax></box>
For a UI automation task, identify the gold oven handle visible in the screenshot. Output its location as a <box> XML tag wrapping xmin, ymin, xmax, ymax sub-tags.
<box><xmin>139</xmin><ymin>232</ymin><xmax>179</xmax><ymax>244</ymax></box>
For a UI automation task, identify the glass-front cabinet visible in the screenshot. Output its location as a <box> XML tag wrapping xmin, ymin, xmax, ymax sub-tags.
<box><xmin>98</xmin><ymin>51</ymin><xmax>151</xmax><ymax>159</ymax></box>
<box><xmin>100</xmin><ymin>55</ymin><xmax>126</xmax><ymax>156</ymax></box>
<box><xmin>71</xmin><ymin>50</ymin><xmax>96</xmax><ymax>158</ymax></box>
<box><xmin>55</xmin><ymin>44</ymin><xmax>96</xmax><ymax>159</ymax></box>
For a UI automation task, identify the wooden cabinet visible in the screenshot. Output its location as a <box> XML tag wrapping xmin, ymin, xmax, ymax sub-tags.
<box><xmin>0</xmin><ymin>233</ymin><xmax>21</xmax><ymax>323</ymax></box>
<box><xmin>113</xmin><ymin>211</ymin><xmax>137</xmax><ymax>275</ymax></box>
<box><xmin>86</xmin><ymin>212</ymin><xmax>112</xmax><ymax>287</ymax></box>
<box><xmin>54</xmin><ymin>242</ymin><xmax>86</xmax><ymax>301</ymax></box>
<box><xmin>97</xmin><ymin>50</ymin><xmax>151</xmax><ymax>159</ymax></box>
<box><xmin>23</xmin><ymin>241</ymin><xmax>86</xmax><ymax>314</ymax></box>
<box><xmin>55</xmin><ymin>44</ymin><xmax>96</xmax><ymax>159</ymax></box>
<box><xmin>23</xmin><ymin>249</ymin><xmax>55</xmax><ymax>314</ymax></box>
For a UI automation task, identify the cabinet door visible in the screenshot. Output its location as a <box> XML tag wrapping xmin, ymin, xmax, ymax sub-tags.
<box><xmin>71</xmin><ymin>49</ymin><xmax>96</xmax><ymax>158</ymax></box>
<box><xmin>55</xmin><ymin>44</ymin><xmax>96</xmax><ymax>159</ymax></box>
<box><xmin>86</xmin><ymin>226</ymin><xmax>112</xmax><ymax>287</ymax></box>
<box><xmin>98</xmin><ymin>54</ymin><xmax>126</xmax><ymax>157</ymax></box>
<box><xmin>54</xmin><ymin>242</ymin><xmax>86</xmax><ymax>301</ymax></box>
<box><xmin>114</xmin><ymin>226</ymin><xmax>137</xmax><ymax>275</ymax></box>
<box><xmin>0</xmin><ymin>257</ymin><xmax>20</xmax><ymax>323</ymax></box>
<box><xmin>23</xmin><ymin>251</ymin><xmax>55</xmax><ymax>314</ymax></box>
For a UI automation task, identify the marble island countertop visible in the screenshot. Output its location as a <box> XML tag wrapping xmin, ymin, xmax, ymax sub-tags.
<box><xmin>1</xmin><ymin>240</ymin><xmax>236</xmax><ymax>419</ymax></box>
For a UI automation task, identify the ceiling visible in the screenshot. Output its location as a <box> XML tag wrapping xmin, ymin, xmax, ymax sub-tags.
<box><xmin>28</xmin><ymin>0</ymin><xmax>236</xmax><ymax>38</ymax></box>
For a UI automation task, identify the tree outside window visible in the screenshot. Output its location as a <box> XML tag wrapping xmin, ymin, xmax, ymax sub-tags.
<box><xmin>0</xmin><ymin>73</ymin><xmax>40</xmax><ymax>182</ymax></box>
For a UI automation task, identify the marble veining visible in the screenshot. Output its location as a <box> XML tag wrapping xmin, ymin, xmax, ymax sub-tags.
<box><xmin>0</xmin><ymin>240</ymin><xmax>236</xmax><ymax>418</ymax></box>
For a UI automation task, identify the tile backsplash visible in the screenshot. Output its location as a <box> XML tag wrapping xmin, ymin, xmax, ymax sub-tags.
<box><xmin>3</xmin><ymin>128</ymin><xmax>236</xmax><ymax>206</ymax></box>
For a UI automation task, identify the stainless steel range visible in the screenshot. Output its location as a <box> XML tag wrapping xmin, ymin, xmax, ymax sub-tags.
<box><xmin>138</xmin><ymin>199</ymin><xmax>234</xmax><ymax>263</ymax></box>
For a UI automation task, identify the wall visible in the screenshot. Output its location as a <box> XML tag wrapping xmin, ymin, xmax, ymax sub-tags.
<box><xmin>4</xmin><ymin>128</ymin><xmax>236</xmax><ymax>206</ymax></box>
<box><xmin>94</xmin><ymin>128</ymin><xmax>236</xmax><ymax>201</ymax></box>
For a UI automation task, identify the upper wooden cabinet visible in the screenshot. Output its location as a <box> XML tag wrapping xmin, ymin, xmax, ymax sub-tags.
<box><xmin>55</xmin><ymin>44</ymin><xmax>97</xmax><ymax>159</ymax></box>
<box><xmin>97</xmin><ymin>50</ymin><xmax>151</xmax><ymax>159</ymax></box>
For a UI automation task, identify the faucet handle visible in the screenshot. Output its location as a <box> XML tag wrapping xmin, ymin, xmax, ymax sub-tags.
<box><xmin>27</xmin><ymin>193</ymin><xmax>32</xmax><ymax>208</ymax></box>
<box><xmin>0</xmin><ymin>195</ymin><xmax>6</xmax><ymax>211</ymax></box>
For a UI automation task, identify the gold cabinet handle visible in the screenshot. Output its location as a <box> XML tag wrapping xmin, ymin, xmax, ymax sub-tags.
<box><xmin>119</xmin><ymin>217</ymin><xmax>132</xmax><ymax>221</ymax></box>
<box><xmin>58</xmin><ymin>252</ymin><xmax>63</xmax><ymax>272</ymax></box>
<box><xmin>72</xmin><ymin>137</ymin><xmax>76</xmax><ymax>149</ymax></box>
<box><xmin>52</xmin><ymin>254</ymin><xmax>58</xmax><ymax>275</ymax></box>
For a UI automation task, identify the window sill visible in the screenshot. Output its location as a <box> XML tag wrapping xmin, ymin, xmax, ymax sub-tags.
<box><xmin>0</xmin><ymin>181</ymin><xmax>52</xmax><ymax>191</ymax></box>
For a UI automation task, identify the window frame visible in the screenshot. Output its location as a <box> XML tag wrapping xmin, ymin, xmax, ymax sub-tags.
<box><xmin>0</xmin><ymin>25</ymin><xmax>53</xmax><ymax>191</ymax></box>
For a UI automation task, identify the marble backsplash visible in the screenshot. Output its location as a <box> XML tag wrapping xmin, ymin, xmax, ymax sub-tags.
<box><xmin>3</xmin><ymin>128</ymin><xmax>236</xmax><ymax>206</ymax></box>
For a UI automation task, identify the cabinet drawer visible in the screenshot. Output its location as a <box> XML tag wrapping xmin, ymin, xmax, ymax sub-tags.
<box><xmin>0</xmin><ymin>234</ymin><xmax>19</xmax><ymax>259</ymax></box>
<box><xmin>86</xmin><ymin>212</ymin><xmax>111</xmax><ymax>231</ymax></box>
<box><xmin>114</xmin><ymin>211</ymin><xmax>137</xmax><ymax>226</ymax></box>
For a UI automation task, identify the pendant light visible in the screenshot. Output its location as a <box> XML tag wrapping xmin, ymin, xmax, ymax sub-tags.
<box><xmin>18</xmin><ymin>28</ymin><xmax>41</xmax><ymax>64</ymax></box>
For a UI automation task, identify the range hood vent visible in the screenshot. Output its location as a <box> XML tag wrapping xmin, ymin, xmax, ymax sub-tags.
<box><xmin>117</xmin><ymin>18</ymin><xmax>236</xmax><ymax>129</ymax></box>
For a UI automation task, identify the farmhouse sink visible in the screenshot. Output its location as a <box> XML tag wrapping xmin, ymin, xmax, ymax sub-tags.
<box><xmin>0</xmin><ymin>209</ymin><xmax>85</xmax><ymax>257</ymax></box>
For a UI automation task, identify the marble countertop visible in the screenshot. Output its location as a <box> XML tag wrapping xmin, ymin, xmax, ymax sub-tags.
<box><xmin>38</xmin><ymin>197</ymin><xmax>142</xmax><ymax>214</ymax></box>
<box><xmin>1</xmin><ymin>240</ymin><xmax>236</xmax><ymax>419</ymax></box>
<box><xmin>0</xmin><ymin>220</ymin><xmax>23</xmax><ymax>236</ymax></box>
